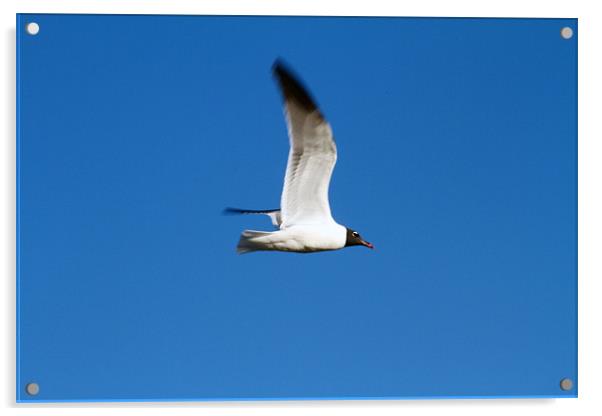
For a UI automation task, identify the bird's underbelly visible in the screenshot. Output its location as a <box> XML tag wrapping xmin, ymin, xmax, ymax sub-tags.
<box><xmin>266</xmin><ymin>226</ymin><xmax>346</xmax><ymax>252</ymax></box>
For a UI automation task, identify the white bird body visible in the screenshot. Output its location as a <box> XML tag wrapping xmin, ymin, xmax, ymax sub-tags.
<box><xmin>226</xmin><ymin>60</ymin><xmax>373</xmax><ymax>254</ymax></box>
<box><xmin>237</xmin><ymin>223</ymin><xmax>347</xmax><ymax>254</ymax></box>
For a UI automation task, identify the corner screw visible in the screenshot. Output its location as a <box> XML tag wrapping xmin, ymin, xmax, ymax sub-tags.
<box><xmin>25</xmin><ymin>382</ymin><xmax>40</xmax><ymax>396</ymax></box>
<box><xmin>560</xmin><ymin>27</ymin><xmax>573</xmax><ymax>39</ymax></box>
<box><xmin>560</xmin><ymin>378</ymin><xmax>573</xmax><ymax>391</ymax></box>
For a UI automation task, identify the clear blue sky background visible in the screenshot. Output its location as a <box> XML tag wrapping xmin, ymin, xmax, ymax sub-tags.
<box><xmin>18</xmin><ymin>15</ymin><xmax>577</xmax><ymax>401</ymax></box>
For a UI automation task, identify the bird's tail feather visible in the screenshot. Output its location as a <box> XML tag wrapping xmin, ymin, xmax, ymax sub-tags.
<box><xmin>236</xmin><ymin>230</ymin><xmax>273</xmax><ymax>254</ymax></box>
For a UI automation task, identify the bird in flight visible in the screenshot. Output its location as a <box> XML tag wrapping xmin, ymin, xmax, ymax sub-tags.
<box><xmin>225</xmin><ymin>60</ymin><xmax>373</xmax><ymax>254</ymax></box>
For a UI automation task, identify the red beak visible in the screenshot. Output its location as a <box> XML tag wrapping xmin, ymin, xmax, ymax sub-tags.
<box><xmin>361</xmin><ymin>240</ymin><xmax>374</xmax><ymax>249</ymax></box>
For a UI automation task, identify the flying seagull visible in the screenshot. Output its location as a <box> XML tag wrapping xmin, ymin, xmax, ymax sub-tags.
<box><xmin>225</xmin><ymin>60</ymin><xmax>373</xmax><ymax>254</ymax></box>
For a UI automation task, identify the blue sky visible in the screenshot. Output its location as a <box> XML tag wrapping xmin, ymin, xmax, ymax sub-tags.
<box><xmin>18</xmin><ymin>15</ymin><xmax>577</xmax><ymax>401</ymax></box>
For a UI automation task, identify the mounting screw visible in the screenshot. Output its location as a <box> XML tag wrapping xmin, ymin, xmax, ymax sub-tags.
<box><xmin>560</xmin><ymin>27</ymin><xmax>573</xmax><ymax>40</ymax></box>
<box><xmin>560</xmin><ymin>378</ymin><xmax>573</xmax><ymax>391</ymax></box>
<box><xmin>25</xmin><ymin>382</ymin><xmax>40</xmax><ymax>396</ymax></box>
<box><xmin>26</xmin><ymin>22</ymin><xmax>40</xmax><ymax>35</ymax></box>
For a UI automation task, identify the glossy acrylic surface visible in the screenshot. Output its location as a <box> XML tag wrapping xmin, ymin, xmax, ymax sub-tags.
<box><xmin>16</xmin><ymin>14</ymin><xmax>577</xmax><ymax>402</ymax></box>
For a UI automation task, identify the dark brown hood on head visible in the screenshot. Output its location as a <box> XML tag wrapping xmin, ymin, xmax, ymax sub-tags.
<box><xmin>344</xmin><ymin>228</ymin><xmax>374</xmax><ymax>249</ymax></box>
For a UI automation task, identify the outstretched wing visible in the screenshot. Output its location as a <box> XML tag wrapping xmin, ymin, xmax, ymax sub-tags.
<box><xmin>272</xmin><ymin>61</ymin><xmax>337</xmax><ymax>228</ymax></box>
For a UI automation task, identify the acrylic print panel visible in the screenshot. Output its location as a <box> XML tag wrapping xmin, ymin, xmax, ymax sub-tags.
<box><xmin>16</xmin><ymin>14</ymin><xmax>577</xmax><ymax>402</ymax></box>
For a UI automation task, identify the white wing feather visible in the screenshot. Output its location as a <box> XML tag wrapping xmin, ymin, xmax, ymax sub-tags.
<box><xmin>274</xmin><ymin>63</ymin><xmax>338</xmax><ymax>228</ymax></box>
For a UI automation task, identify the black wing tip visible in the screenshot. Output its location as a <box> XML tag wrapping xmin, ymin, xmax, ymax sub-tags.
<box><xmin>223</xmin><ymin>207</ymin><xmax>280</xmax><ymax>216</ymax></box>
<box><xmin>271</xmin><ymin>58</ymin><xmax>320</xmax><ymax>113</ymax></box>
<box><xmin>223</xmin><ymin>207</ymin><xmax>241</xmax><ymax>216</ymax></box>
<box><xmin>272</xmin><ymin>58</ymin><xmax>296</xmax><ymax>81</ymax></box>
<box><xmin>272</xmin><ymin>58</ymin><xmax>287</xmax><ymax>75</ymax></box>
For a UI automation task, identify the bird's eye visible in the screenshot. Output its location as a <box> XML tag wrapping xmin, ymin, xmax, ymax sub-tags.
<box><xmin>352</xmin><ymin>231</ymin><xmax>359</xmax><ymax>238</ymax></box>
